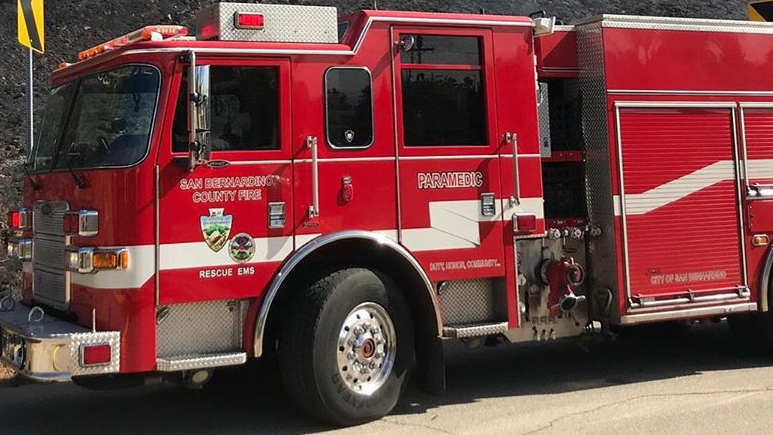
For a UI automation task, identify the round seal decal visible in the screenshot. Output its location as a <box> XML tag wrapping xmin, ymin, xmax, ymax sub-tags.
<box><xmin>228</xmin><ymin>233</ymin><xmax>256</xmax><ymax>263</ymax></box>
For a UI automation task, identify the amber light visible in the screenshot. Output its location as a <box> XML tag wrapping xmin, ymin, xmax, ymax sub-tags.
<box><xmin>92</xmin><ymin>250</ymin><xmax>130</xmax><ymax>270</ymax></box>
<box><xmin>753</xmin><ymin>234</ymin><xmax>770</xmax><ymax>247</ymax></box>
<box><xmin>81</xmin><ymin>344</ymin><xmax>112</xmax><ymax>366</ymax></box>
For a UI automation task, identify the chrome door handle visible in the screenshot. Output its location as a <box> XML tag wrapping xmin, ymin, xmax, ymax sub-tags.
<box><xmin>306</xmin><ymin>136</ymin><xmax>320</xmax><ymax>218</ymax></box>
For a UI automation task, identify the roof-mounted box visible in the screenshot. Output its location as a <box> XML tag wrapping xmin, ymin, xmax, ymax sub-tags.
<box><xmin>195</xmin><ymin>2</ymin><xmax>338</xmax><ymax>43</ymax></box>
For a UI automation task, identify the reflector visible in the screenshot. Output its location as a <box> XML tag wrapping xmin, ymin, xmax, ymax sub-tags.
<box><xmin>515</xmin><ymin>214</ymin><xmax>538</xmax><ymax>233</ymax></box>
<box><xmin>81</xmin><ymin>344</ymin><xmax>111</xmax><ymax>366</ymax></box>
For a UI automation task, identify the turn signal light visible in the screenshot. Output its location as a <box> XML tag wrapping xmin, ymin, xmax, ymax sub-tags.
<box><xmin>234</xmin><ymin>12</ymin><xmax>265</xmax><ymax>29</ymax></box>
<box><xmin>66</xmin><ymin>247</ymin><xmax>129</xmax><ymax>274</ymax></box>
<box><xmin>81</xmin><ymin>344</ymin><xmax>112</xmax><ymax>366</ymax></box>
<box><xmin>753</xmin><ymin>234</ymin><xmax>770</xmax><ymax>247</ymax></box>
<box><xmin>63</xmin><ymin>210</ymin><xmax>99</xmax><ymax>237</ymax></box>
<box><xmin>515</xmin><ymin>214</ymin><xmax>538</xmax><ymax>233</ymax></box>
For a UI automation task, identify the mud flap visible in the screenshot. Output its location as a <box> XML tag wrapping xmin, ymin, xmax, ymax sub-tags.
<box><xmin>415</xmin><ymin>334</ymin><xmax>446</xmax><ymax>395</ymax></box>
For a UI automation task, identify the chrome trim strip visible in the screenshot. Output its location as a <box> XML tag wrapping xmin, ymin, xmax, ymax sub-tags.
<box><xmin>739</xmin><ymin>105</ymin><xmax>750</xmax><ymax>191</ymax></box>
<box><xmin>619</xmin><ymin>302</ymin><xmax>757</xmax><ymax>325</ymax></box>
<box><xmin>629</xmin><ymin>289</ymin><xmax>750</xmax><ymax>311</ymax></box>
<box><xmin>324</xmin><ymin>66</ymin><xmax>375</xmax><ymax>150</ymax></box>
<box><xmin>391</xmin><ymin>25</ymin><xmax>404</xmax><ymax>243</ymax></box>
<box><xmin>253</xmin><ymin>230</ymin><xmax>441</xmax><ymax>357</ymax></box>
<box><xmin>294</xmin><ymin>156</ymin><xmax>395</xmax><ymax>163</ymax></box>
<box><xmin>731</xmin><ymin>107</ymin><xmax>750</xmax><ymax>288</ymax></box>
<box><xmin>613</xmin><ymin>105</ymin><xmax>633</xmax><ymax>304</ymax></box>
<box><xmin>610</xmin><ymin>89</ymin><xmax>773</xmax><ymax>97</ymax></box>
<box><xmin>739</xmin><ymin>102</ymin><xmax>773</xmax><ymax>108</ymax></box>
<box><xmin>399</xmin><ymin>154</ymin><xmax>502</xmax><ymax>160</ymax></box>
<box><xmin>615</xmin><ymin>101</ymin><xmax>739</xmax><ymax>109</ymax></box>
<box><xmin>154</xmin><ymin>164</ymin><xmax>160</xmax><ymax>306</ymax></box>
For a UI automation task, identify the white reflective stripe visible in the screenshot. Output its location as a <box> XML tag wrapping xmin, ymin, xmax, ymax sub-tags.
<box><xmin>404</xmin><ymin>199</ymin><xmax>511</xmax><ymax>252</ymax></box>
<box><xmin>70</xmin><ymin>245</ymin><xmax>156</xmax><ymax>289</ymax></box>
<box><xmin>747</xmin><ymin>159</ymin><xmax>773</xmax><ymax>180</ymax></box>
<box><xmin>613</xmin><ymin>159</ymin><xmax>773</xmax><ymax>216</ymax></box>
<box><xmin>159</xmin><ymin>237</ymin><xmax>293</xmax><ymax>270</ymax></box>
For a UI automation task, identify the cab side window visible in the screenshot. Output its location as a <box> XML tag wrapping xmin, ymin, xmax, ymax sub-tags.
<box><xmin>325</xmin><ymin>68</ymin><xmax>373</xmax><ymax>148</ymax></box>
<box><xmin>173</xmin><ymin>66</ymin><xmax>280</xmax><ymax>152</ymax></box>
<box><xmin>399</xmin><ymin>35</ymin><xmax>487</xmax><ymax>147</ymax></box>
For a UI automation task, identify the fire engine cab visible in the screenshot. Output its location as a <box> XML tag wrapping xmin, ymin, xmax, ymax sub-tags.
<box><xmin>3</xmin><ymin>2</ymin><xmax>773</xmax><ymax>425</ymax></box>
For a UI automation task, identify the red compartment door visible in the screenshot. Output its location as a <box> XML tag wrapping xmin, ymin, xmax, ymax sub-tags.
<box><xmin>618</xmin><ymin>107</ymin><xmax>745</xmax><ymax>299</ymax></box>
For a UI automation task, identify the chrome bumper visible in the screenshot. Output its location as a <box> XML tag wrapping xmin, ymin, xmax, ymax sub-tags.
<box><xmin>0</xmin><ymin>301</ymin><xmax>120</xmax><ymax>381</ymax></box>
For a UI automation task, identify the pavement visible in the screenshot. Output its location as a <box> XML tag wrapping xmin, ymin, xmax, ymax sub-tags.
<box><xmin>1</xmin><ymin>322</ymin><xmax>772</xmax><ymax>435</ymax></box>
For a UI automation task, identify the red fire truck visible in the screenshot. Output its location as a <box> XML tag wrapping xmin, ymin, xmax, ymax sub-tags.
<box><xmin>2</xmin><ymin>1</ymin><xmax>773</xmax><ymax>425</ymax></box>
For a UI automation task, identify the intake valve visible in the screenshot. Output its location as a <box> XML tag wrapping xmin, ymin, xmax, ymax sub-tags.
<box><xmin>539</xmin><ymin>257</ymin><xmax>586</xmax><ymax>313</ymax></box>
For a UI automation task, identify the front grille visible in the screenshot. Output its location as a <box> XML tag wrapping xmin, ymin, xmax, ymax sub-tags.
<box><xmin>32</xmin><ymin>201</ymin><xmax>70</xmax><ymax>308</ymax></box>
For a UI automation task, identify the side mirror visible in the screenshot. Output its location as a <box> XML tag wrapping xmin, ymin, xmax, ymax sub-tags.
<box><xmin>397</xmin><ymin>35</ymin><xmax>416</xmax><ymax>52</ymax></box>
<box><xmin>186</xmin><ymin>51</ymin><xmax>211</xmax><ymax>171</ymax></box>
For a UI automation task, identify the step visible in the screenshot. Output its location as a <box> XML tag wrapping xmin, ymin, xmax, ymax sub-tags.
<box><xmin>156</xmin><ymin>352</ymin><xmax>247</xmax><ymax>372</ymax></box>
<box><xmin>443</xmin><ymin>322</ymin><xmax>509</xmax><ymax>338</ymax></box>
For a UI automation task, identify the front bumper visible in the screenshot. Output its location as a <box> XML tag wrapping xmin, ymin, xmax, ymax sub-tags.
<box><xmin>0</xmin><ymin>300</ymin><xmax>120</xmax><ymax>381</ymax></box>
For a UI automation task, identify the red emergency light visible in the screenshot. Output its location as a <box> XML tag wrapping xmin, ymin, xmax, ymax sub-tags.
<box><xmin>234</xmin><ymin>12</ymin><xmax>265</xmax><ymax>30</ymax></box>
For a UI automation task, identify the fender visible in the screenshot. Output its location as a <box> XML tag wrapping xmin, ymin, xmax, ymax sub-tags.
<box><xmin>252</xmin><ymin>230</ymin><xmax>443</xmax><ymax>357</ymax></box>
<box><xmin>759</xmin><ymin>244</ymin><xmax>773</xmax><ymax>312</ymax></box>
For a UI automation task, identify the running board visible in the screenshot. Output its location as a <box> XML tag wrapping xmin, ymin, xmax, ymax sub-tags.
<box><xmin>620</xmin><ymin>302</ymin><xmax>757</xmax><ymax>325</ymax></box>
<box><xmin>156</xmin><ymin>352</ymin><xmax>247</xmax><ymax>372</ymax></box>
<box><xmin>443</xmin><ymin>322</ymin><xmax>508</xmax><ymax>338</ymax></box>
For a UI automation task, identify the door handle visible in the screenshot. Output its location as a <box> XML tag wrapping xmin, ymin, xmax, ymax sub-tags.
<box><xmin>506</xmin><ymin>132</ymin><xmax>521</xmax><ymax>206</ymax></box>
<box><xmin>306</xmin><ymin>136</ymin><xmax>320</xmax><ymax>218</ymax></box>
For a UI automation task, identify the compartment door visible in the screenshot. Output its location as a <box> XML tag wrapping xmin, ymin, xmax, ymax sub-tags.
<box><xmin>617</xmin><ymin>106</ymin><xmax>746</xmax><ymax>300</ymax></box>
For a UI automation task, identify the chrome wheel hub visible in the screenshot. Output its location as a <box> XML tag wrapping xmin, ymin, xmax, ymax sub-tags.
<box><xmin>336</xmin><ymin>302</ymin><xmax>396</xmax><ymax>395</ymax></box>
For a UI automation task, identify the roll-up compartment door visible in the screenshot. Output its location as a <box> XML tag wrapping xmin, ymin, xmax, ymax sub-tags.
<box><xmin>617</xmin><ymin>107</ymin><xmax>745</xmax><ymax>299</ymax></box>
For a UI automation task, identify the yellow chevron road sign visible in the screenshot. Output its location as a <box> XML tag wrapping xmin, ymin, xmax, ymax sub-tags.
<box><xmin>750</xmin><ymin>1</ymin><xmax>773</xmax><ymax>21</ymax></box>
<box><xmin>17</xmin><ymin>0</ymin><xmax>44</xmax><ymax>54</ymax></box>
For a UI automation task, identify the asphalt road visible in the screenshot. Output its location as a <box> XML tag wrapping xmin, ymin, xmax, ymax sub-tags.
<box><xmin>1</xmin><ymin>322</ymin><xmax>773</xmax><ymax>435</ymax></box>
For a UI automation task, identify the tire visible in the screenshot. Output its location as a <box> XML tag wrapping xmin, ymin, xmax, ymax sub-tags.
<box><xmin>279</xmin><ymin>268</ymin><xmax>414</xmax><ymax>426</ymax></box>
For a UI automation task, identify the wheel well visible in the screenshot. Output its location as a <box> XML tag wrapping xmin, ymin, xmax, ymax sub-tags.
<box><xmin>759</xmin><ymin>244</ymin><xmax>773</xmax><ymax>312</ymax></box>
<box><xmin>259</xmin><ymin>235</ymin><xmax>441</xmax><ymax>360</ymax></box>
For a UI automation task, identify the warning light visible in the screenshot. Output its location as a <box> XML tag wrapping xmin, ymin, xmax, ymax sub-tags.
<box><xmin>234</xmin><ymin>12</ymin><xmax>265</xmax><ymax>29</ymax></box>
<box><xmin>77</xmin><ymin>25</ymin><xmax>189</xmax><ymax>61</ymax></box>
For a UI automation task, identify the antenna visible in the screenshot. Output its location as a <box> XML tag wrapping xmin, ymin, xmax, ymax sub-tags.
<box><xmin>373</xmin><ymin>0</ymin><xmax>378</xmax><ymax>10</ymax></box>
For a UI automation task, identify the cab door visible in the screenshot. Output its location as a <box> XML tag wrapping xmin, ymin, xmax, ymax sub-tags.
<box><xmin>158</xmin><ymin>59</ymin><xmax>293</xmax><ymax>305</ymax></box>
<box><xmin>392</xmin><ymin>28</ymin><xmax>506</xmax><ymax>282</ymax></box>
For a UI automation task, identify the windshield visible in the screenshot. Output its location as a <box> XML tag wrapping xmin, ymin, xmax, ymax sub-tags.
<box><xmin>30</xmin><ymin>65</ymin><xmax>160</xmax><ymax>172</ymax></box>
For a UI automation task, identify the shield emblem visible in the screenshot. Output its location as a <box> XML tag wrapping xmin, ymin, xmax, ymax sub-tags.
<box><xmin>345</xmin><ymin>130</ymin><xmax>355</xmax><ymax>143</ymax></box>
<box><xmin>200</xmin><ymin>208</ymin><xmax>233</xmax><ymax>252</ymax></box>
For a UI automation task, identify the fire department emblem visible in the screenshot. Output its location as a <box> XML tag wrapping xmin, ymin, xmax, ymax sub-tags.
<box><xmin>228</xmin><ymin>233</ymin><xmax>256</xmax><ymax>263</ymax></box>
<box><xmin>200</xmin><ymin>208</ymin><xmax>232</xmax><ymax>252</ymax></box>
<box><xmin>345</xmin><ymin>130</ymin><xmax>355</xmax><ymax>143</ymax></box>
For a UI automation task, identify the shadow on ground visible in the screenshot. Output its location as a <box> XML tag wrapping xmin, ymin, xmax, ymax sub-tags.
<box><xmin>0</xmin><ymin>322</ymin><xmax>766</xmax><ymax>435</ymax></box>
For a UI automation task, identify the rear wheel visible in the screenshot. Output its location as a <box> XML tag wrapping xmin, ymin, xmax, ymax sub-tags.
<box><xmin>279</xmin><ymin>268</ymin><xmax>414</xmax><ymax>426</ymax></box>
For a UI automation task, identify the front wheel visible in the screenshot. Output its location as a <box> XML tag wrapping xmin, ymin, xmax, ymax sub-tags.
<box><xmin>279</xmin><ymin>268</ymin><xmax>414</xmax><ymax>426</ymax></box>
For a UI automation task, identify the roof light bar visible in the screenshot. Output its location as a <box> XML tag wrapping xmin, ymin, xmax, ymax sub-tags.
<box><xmin>77</xmin><ymin>25</ymin><xmax>189</xmax><ymax>61</ymax></box>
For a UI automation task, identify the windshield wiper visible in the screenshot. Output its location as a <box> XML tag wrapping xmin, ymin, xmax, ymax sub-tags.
<box><xmin>23</xmin><ymin>162</ymin><xmax>40</xmax><ymax>191</ymax></box>
<box><xmin>64</xmin><ymin>143</ymin><xmax>86</xmax><ymax>189</ymax></box>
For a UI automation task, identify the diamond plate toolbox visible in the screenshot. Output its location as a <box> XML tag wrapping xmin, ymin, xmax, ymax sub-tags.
<box><xmin>196</xmin><ymin>3</ymin><xmax>338</xmax><ymax>43</ymax></box>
